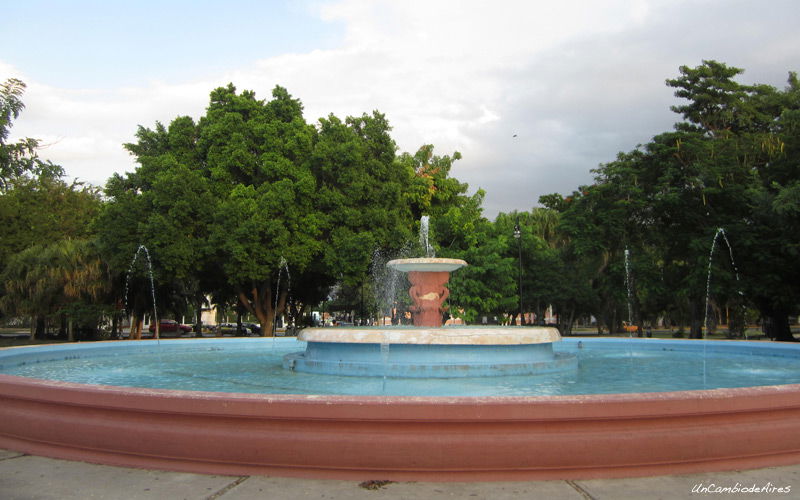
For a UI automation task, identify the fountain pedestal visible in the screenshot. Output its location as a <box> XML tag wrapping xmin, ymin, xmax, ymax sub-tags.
<box><xmin>388</xmin><ymin>258</ymin><xmax>465</xmax><ymax>327</ymax></box>
<box><xmin>407</xmin><ymin>271</ymin><xmax>450</xmax><ymax>327</ymax></box>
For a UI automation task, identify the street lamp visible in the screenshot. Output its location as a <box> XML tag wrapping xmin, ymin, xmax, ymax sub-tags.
<box><xmin>513</xmin><ymin>219</ymin><xmax>522</xmax><ymax>325</ymax></box>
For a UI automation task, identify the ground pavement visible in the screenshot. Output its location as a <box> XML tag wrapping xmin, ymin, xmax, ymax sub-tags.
<box><xmin>1</xmin><ymin>449</ymin><xmax>799</xmax><ymax>500</ymax></box>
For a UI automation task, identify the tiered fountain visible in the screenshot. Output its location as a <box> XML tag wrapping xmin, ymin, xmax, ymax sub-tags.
<box><xmin>284</xmin><ymin>250</ymin><xmax>575</xmax><ymax>377</ymax></box>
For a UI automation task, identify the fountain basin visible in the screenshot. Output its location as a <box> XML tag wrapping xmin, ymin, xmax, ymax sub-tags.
<box><xmin>284</xmin><ymin>326</ymin><xmax>576</xmax><ymax>377</ymax></box>
<box><xmin>2</xmin><ymin>338</ymin><xmax>800</xmax><ymax>480</ymax></box>
<box><xmin>386</xmin><ymin>257</ymin><xmax>467</xmax><ymax>272</ymax></box>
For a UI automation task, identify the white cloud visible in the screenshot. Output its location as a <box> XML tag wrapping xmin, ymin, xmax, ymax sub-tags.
<box><xmin>2</xmin><ymin>0</ymin><xmax>799</xmax><ymax>216</ymax></box>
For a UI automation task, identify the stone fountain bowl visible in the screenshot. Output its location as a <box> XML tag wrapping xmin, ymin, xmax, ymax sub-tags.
<box><xmin>286</xmin><ymin>326</ymin><xmax>575</xmax><ymax>378</ymax></box>
<box><xmin>386</xmin><ymin>257</ymin><xmax>467</xmax><ymax>273</ymax></box>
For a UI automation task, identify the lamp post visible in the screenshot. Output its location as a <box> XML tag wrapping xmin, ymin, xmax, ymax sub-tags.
<box><xmin>513</xmin><ymin>219</ymin><xmax>522</xmax><ymax>325</ymax></box>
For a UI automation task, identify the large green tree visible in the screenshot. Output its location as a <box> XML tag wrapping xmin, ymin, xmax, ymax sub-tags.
<box><xmin>0</xmin><ymin>79</ymin><xmax>63</xmax><ymax>191</ymax></box>
<box><xmin>312</xmin><ymin>111</ymin><xmax>414</xmax><ymax>323</ymax></box>
<box><xmin>547</xmin><ymin>61</ymin><xmax>799</xmax><ymax>340</ymax></box>
<box><xmin>200</xmin><ymin>85</ymin><xmax>321</xmax><ymax>336</ymax></box>
<box><xmin>99</xmin><ymin>85</ymin><xmax>324</xmax><ymax>337</ymax></box>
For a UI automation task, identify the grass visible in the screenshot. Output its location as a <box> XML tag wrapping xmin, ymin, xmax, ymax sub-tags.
<box><xmin>569</xmin><ymin>325</ymin><xmax>786</xmax><ymax>341</ymax></box>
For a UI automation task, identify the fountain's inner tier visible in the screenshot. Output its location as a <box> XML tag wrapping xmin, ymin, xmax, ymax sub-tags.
<box><xmin>286</xmin><ymin>326</ymin><xmax>575</xmax><ymax>378</ymax></box>
<box><xmin>298</xmin><ymin>326</ymin><xmax>561</xmax><ymax>345</ymax></box>
<box><xmin>385</xmin><ymin>257</ymin><xmax>467</xmax><ymax>272</ymax></box>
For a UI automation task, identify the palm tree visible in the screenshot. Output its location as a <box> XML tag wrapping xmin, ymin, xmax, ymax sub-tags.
<box><xmin>0</xmin><ymin>238</ymin><xmax>109</xmax><ymax>340</ymax></box>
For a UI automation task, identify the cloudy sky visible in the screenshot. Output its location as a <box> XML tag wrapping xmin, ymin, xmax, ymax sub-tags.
<box><xmin>2</xmin><ymin>0</ymin><xmax>799</xmax><ymax>217</ymax></box>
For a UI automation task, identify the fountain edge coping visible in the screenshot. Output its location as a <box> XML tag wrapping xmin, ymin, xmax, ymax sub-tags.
<box><xmin>298</xmin><ymin>326</ymin><xmax>560</xmax><ymax>344</ymax></box>
<box><xmin>386</xmin><ymin>257</ymin><xmax>468</xmax><ymax>272</ymax></box>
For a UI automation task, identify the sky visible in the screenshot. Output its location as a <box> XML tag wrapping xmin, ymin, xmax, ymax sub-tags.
<box><xmin>2</xmin><ymin>0</ymin><xmax>799</xmax><ymax>217</ymax></box>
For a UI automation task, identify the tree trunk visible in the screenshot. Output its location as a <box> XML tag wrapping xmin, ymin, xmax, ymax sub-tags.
<box><xmin>236</xmin><ymin>307</ymin><xmax>244</xmax><ymax>336</ymax></box>
<box><xmin>763</xmin><ymin>307</ymin><xmax>796</xmax><ymax>342</ymax></box>
<box><xmin>59</xmin><ymin>313</ymin><xmax>67</xmax><ymax>338</ymax></box>
<box><xmin>195</xmin><ymin>295</ymin><xmax>204</xmax><ymax>337</ymax></box>
<box><xmin>560</xmin><ymin>308</ymin><xmax>575</xmax><ymax>336</ymax></box>
<box><xmin>112</xmin><ymin>313</ymin><xmax>119</xmax><ymax>339</ymax></box>
<box><xmin>68</xmin><ymin>318</ymin><xmax>74</xmax><ymax>342</ymax></box>
<box><xmin>238</xmin><ymin>280</ymin><xmax>287</xmax><ymax>338</ymax></box>
<box><xmin>535</xmin><ymin>300</ymin><xmax>543</xmax><ymax>326</ymax></box>
<box><xmin>130</xmin><ymin>315</ymin><xmax>143</xmax><ymax>340</ymax></box>
<box><xmin>689</xmin><ymin>299</ymin><xmax>703</xmax><ymax>338</ymax></box>
<box><xmin>35</xmin><ymin>315</ymin><xmax>45</xmax><ymax>340</ymax></box>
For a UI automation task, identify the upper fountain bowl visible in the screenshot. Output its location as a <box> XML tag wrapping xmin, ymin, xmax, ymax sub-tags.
<box><xmin>387</xmin><ymin>257</ymin><xmax>468</xmax><ymax>273</ymax></box>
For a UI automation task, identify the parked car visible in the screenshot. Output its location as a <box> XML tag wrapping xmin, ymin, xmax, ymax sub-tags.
<box><xmin>243</xmin><ymin>322</ymin><xmax>261</xmax><ymax>335</ymax></box>
<box><xmin>148</xmin><ymin>320</ymin><xmax>192</xmax><ymax>336</ymax></box>
<box><xmin>216</xmin><ymin>323</ymin><xmax>253</xmax><ymax>336</ymax></box>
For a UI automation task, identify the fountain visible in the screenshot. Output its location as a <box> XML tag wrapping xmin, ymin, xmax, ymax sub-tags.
<box><xmin>283</xmin><ymin>251</ymin><xmax>575</xmax><ymax>377</ymax></box>
<box><xmin>1</xmin><ymin>224</ymin><xmax>800</xmax><ymax>480</ymax></box>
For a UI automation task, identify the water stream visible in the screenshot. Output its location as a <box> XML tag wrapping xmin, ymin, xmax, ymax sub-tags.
<box><xmin>124</xmin><ymin>245</ymin><xmax>159</xmax><ymax>344</ymax></box>
<box><xmin>702</xmin><ymin>228</ymin><xmax>744</xmax><ymax>386</ymax></box>
<box><xmin>380</xmin><ymin>332</ymin><xmax>390</xmax><ymax>393</ymax></box>
<box><xmin>624</xmin><ymin>247</ymin><xmax>633</xmax><ymax>338</ymax></box>
<box><xmin>272</xmin><ymin>257</ymin><xmax>291</xmax><ymax>347</ymax></box>
<box><xmin>420</xmin><ymin>215</ymin><xmax>434</xmax><ymax>258</ymax></box>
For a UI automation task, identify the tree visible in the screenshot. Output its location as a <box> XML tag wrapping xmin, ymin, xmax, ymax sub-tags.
<box><xmin>546</xmin><ymin>61</ymin><xmax>799</xmax><ymax>341</ymax></box>
<box><xmin>0</xmin><ymin>79</ymin><xmax>63</xmax><ymax>191</ymax></box>
<box><xmin>0</xmin><ymin>175</ymin><xmax>101</xmax><ymax>284</ymax></box>
<box><xmin>201</xmin><ymin>85</ymin><xmax>322</xmax><ymax>336</ymax></box>
<box><xmin>96</xmin><ymin>118</ymin><xmax>214</xmax><ymax>337</ymax></box>
<box><xmin>667</xmin><ymin>60</ymin><xmax>775</xmax><ymax>136</ymax></box>
<box><xmin>115</xmin><ymin>116</ymin><xmax>218</xmax><ymax>334</ymax></box>
<box><xmin>312</xmin><ymin>111</ymin><xmax>414</xmax><ymax>322</ymax></box>
<box><xmin>428</xmin><ymin>190</ymin><xmax>517</xmax><ymax>324</ymax></box>
<box><xmin>665</xmin><ymin>62</ymin><xmax>800</xmax><ymax>340</ymax></box>
<box><xmin>0</xmin><ymin>239</ymin><xmax>108</xmax><ymax>339</ymax></box>
<box><xmin>399</xmin><ymin>145</ymin><xmax>470</xmax><ymax>221</ymax></box>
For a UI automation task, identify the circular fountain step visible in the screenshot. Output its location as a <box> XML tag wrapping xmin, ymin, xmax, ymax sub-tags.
<box><xmin>283</xmin><ymin>327</ymin><xmax>577</xmax><ymax>378</ymax></box>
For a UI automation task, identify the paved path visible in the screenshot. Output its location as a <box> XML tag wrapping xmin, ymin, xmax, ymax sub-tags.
<box><xmin>1</xmin><ymin>449</ymin><xmax>798</xmax><ymax>499</ymax></box>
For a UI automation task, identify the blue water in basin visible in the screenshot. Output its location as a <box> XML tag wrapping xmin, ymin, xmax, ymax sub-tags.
<box><xmin>2</xmin><ymin>337</ymin><xmax>800</xmax><ymax>397</ymax></box>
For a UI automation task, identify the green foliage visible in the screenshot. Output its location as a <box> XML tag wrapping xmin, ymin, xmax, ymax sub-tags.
<box><xmin>0</xmin><ymin>79</ymin><xmax>63</xmax><ymax>191</ymax></box>
<box><xmin>0</xmin><ymin>175</ymin><xmax>101</xmax><ymax>278</ymax></box>
<box><xmin>0</xmin><ymin>238</ymin><xmax>109</xmax><ymax>330</ymax></box>
<box><xmin>666</xmin><ymin>60</ymin><xmax>775</xmax><ymax>135</ymax></box>
<box><xmin>544</xmin><ymin>61</ymin><xmax>800</xmax><ymax>338</ymax></box>
<box><xmin>428</xmin><ymin>190</ymin><xmax>515</xmax><ymax>322</ymax></box>
<box><xmin>313</xmin><ymin>111</ymin><xmax>413</xmax><ymax>286</ymax></box>
<box><xmin>399</xmin><ymin>145</ymin><xmax>469</xmax><ymax>220</ymax></box>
